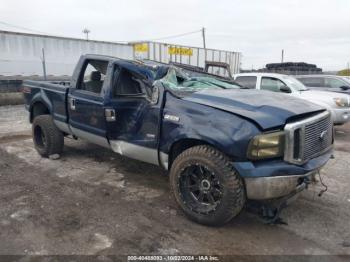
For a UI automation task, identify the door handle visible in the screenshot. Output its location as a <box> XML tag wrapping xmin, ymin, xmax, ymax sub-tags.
<box><xmin>105</xmin><ymin>108</ymin><xmax>116</xmax><ymax>122</ymax></box>
<box><xmin>70</xmin><ymin>98</ymin><xmax>76</xmax><ymax>110</ymax></box>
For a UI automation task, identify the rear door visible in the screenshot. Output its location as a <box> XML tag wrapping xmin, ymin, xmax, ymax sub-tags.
<box><xmin>67</xmin><ymin>59</ymin><xmax>110</xmax><ymax>148</ymax></box>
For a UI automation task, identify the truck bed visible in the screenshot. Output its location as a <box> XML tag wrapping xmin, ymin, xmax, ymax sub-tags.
<box><xmin>23</xmin><ymin>80</ymin><xmax>70</xmax><ymax>124</ymax></box>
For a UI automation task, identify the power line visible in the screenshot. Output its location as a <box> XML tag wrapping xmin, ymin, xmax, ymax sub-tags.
<box><xmin>0</xmin><ymin>20</ymin><xmax>50</xmax><ymax>35</ymax></box>
<box><xmin>0</xmin><ymin>21</ymin><xmax>203</xmax><ymax>44</ymax></box>
<box><xmin>139</xmin><ymin>29</ymin><xmax>202</xmax><ymax>42</ymax></box>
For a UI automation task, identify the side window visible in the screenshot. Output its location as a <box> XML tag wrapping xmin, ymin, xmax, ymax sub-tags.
<box><xmin>235</xmin><ymin>76</ymin><xmax>257</xmax><ymax>89</ymax></box>
<box><xmin>78</xmin><ymin>60</ymin><xmax>109</xmax><ymax>95</ymax></box>
<box><xmin>325</xmin><ymin>78</ymin><xmax>347</xmax><ymax>88</ymax></box>
<box><xmin>261</xmin><ymin>77</ymin><xmax>286</xmax><ymax>92</ymax></box>
<box><xmin>298</xmin><ymin>77</ymin><xmax>324</xmax><ymax>87</ymax></box>
<box><xmin>114</xmin><ymin>68</ymin><xmax>144</xmax><ymax>96</ymax></box>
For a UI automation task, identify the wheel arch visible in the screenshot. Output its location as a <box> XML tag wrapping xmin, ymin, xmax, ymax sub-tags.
<box><xmin>30</xmin><ymin>100</ymin><xmax>51</xmax><ymax>123</ymax></box>
<box><xmin>168</xmin><ymin>138</ymin><xmax>217</xmax><ymax>169</ymax></box>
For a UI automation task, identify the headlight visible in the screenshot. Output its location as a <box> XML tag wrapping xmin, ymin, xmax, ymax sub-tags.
<box><xmin>247</xmin><ymin>131</ymin><xmax>285</xmax><ymax>160</ymax></box>
<box><xmin>334</xmin><ymin>97</ymin><xmax>350</xmax><ymax>107</ymax></box>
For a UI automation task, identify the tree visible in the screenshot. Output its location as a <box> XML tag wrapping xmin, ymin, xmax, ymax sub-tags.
<box><xmin>337</xmin><ymin>69</ymin><xmax>350</xmax><ymax>76</ymax></box>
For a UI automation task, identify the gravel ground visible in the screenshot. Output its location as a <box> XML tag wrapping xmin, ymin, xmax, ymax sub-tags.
<box><xmin>0</xmin><ymin>105</ymin><xmax>349</xmax><ymax>259</ymax></box>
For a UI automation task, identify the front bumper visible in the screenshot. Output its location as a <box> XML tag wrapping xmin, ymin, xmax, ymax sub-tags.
<box><xmin>331</xmin><ymin>107</ymin><xmax>350</xmax><ymax>124</ymax></box>
<box><xmin>233</xmin><ymin>150</ymin><xmax>332</xmax><ymax>200</ymax></box>
<box><xmin>244</xmin><ymin>171</ymin><xmax>315</xmax><ymax>200</ymax></box>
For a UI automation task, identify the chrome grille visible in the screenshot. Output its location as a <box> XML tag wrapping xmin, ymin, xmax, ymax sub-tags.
<box><xmin>284</xmin><ymin>111</ymin><xmax>333</xmax><ymax>165</ymax></box>
<box><xmin>303</xmin><ymin>115</ymin><xmax>333</xmax><ymax>160</ymax></box>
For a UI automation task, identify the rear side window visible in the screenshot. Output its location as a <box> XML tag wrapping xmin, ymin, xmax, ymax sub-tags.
<box><xmin>261</xmin><ymin>77</ymin><xmax>286</xmax><ymax>92</ymax></box>
<box><xmin>298</xmin><ymin>77</ymin><xmax>324</xmax><ymax>87</ymax></box>
<box><xmin>235</xmin><ymin>76</ymin><xmax>257</xmax><ymax>89</ymax></box>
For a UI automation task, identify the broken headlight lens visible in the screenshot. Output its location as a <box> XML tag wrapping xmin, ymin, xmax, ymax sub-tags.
<box><xmin>247</xmin><ymin>131</ymin><xmax>285</xmax><ymax>160</ymax></box>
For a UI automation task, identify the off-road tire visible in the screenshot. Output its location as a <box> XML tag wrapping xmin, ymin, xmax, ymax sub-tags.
<box><xmin>32</xmin><ymin>115</ymin><xmax>64</xmax><ymax>157</ymax></box>
<box><xmin>170</xmin><ymin>145</ymin><xmax>246</xmax><ymax>226</ymax></box>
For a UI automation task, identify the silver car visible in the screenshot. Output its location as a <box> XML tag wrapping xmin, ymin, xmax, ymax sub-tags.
<box><xmin>233</xmin><ymin>73</ymin><xmax>350</xmax><ymax>125</ymax></box>
<box><xmin>296</xmin><ymin>75</ymin><xmax>350</xmax><ymax>95</ymax></box>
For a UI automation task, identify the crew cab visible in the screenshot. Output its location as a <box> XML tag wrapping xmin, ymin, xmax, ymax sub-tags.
<box><xmin>233</xmin><ymin>73</ymin><xmax>350</xmax><ymax>125</ymax></box>
<box><xmin>23</xmin><ymin>55</ymin><xmax>333</xmax><ymax>226</ymax></box>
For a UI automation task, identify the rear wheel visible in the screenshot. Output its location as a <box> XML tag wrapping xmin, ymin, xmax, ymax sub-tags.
<box><xmin>170</xmin><ymin>145</ymin><xmax>246</xmax><ymax>226</ymax></box>
<box><xmin>32</xmin><ymin>115</ymin><xmax>64</xmax><ymax>157</ymax></box>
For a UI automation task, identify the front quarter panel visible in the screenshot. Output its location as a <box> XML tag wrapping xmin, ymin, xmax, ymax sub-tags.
<box><xmin>160</xmin><ymin>93</ymin><xmax>261</xmax><ymax>160</ymax></box>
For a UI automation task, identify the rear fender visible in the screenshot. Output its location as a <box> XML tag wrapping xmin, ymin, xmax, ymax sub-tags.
<box><xmin>29</xmin><ymin>90</ymin><xmax>53</xmax><ymax>122</ymax></box>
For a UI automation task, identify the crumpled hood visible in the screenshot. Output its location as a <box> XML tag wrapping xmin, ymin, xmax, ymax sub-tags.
<box><xmin>183</xmin><ymin>89</ymin><xmax>325</xmax><ymax>130</ymax></box>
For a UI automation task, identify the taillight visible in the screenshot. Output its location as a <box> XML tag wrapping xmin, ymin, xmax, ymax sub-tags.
<box><xmin>22</xmin><ymin>87</ymin><xmax>31</xmax><ymax>94</ymax></box>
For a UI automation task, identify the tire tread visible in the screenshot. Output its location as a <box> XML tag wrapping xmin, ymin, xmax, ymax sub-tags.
<box><xmin>170</xmin><ymin>145</ymin><xmax>246</xmax><ymax>226</ymax></box>
<box><xmin>32</xmin><ymin>115</ymin><xmax>64</xmax><ymax>157</ymax></box>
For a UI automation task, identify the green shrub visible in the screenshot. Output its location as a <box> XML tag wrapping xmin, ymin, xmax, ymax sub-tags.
<box><xmin>337</xmin><ymin>69</ymin><xmax>350</xmax><ymax>76</ymax></box>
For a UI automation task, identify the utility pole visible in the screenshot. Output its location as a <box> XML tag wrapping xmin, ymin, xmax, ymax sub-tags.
<box><xmin>83</xmin><ymin>28</ymin><xmax>90</xmax><ymax>40</ymax></box>
<box><xmin>202</xmin><ymin>27</ymin><xmax>207</xmax><ymax>62</ymax></box>
<box><xmin>202</xmin><ymin>27</ymin><xmax>206</xmax><ymax>49</ymax></box>
<box><xmin>281</xmin><ymin>49</ymin><xmax>284</xmax><ymax>63</ymax></box>
<box><xmin>41</xmin><ymin>48</ymin><xmax>47</xmax><ymax>80</ymax></box>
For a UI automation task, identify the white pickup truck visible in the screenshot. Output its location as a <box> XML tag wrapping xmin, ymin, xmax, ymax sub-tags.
<box><xmin>233</xmin><ymin>73</ymin><xmax>350</xmax><ymax>125</ymax></box>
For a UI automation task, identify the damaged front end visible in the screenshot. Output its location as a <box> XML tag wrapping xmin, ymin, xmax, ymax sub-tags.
<box><xmin>240</xmin><ymin>111</ymin><xmax>334</xmax><ymax>224</ymax></box>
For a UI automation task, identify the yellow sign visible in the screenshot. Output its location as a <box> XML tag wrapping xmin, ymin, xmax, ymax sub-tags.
<box><xmin>134</xmin><ymin>43</ymin><xmax>148</xmax><ymax>52</ymax></box>
<box><xmin>168</xmin><ymin>46</ymin><xmax>193</xmax><ymax>56</ymax></box>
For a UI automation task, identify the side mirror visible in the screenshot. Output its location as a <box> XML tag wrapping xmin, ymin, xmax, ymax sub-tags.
<box><xmin>340</xmin><ymin>85</ymin><xmax>350</xmax><ymax>90</ymax></box>
<box><xmin>280</xmin><ymin>85</ymin><xmax>292</xmax><ymax>93</ymax></box>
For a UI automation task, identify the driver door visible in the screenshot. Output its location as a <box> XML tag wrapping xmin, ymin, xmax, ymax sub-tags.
<box><xmin>103</xmin><ymin>64</ymin><xmax>162</xmax><ymax>165</ymax></box>
<box><xmin>260</xmin><ymin>77</ymin><xmax>290</xmax><ymax>93</ymax></box>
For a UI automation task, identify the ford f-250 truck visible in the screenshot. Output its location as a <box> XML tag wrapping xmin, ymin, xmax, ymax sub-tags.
<box><xmin>23</xmin><ymin>54</ymin><xmax>333</xmax><ymax>226</ymax></box>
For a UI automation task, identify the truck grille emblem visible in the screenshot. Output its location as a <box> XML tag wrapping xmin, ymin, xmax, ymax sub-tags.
<box><xmin>319</xmin><ymin>130</ymin><xmax>328</xmax><ymax>141</ymax></box>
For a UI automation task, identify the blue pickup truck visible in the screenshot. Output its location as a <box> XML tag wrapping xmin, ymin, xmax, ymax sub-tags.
<box><xmin>23</xmin><ymin>54</ymin><xmax>333</xmax><ymax>226</ymax></box>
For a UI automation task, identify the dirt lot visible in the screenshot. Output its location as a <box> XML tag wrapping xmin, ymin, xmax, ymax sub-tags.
<box><xmin>0</xmin><ymin>105</ymin><xmax>349</xmax><ymax>258</ymax></box>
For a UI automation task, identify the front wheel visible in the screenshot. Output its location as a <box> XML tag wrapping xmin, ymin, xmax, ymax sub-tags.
<box><xmin>170</xmin><ymin>145</ymin><xmax>246</xmax><ymax>226</ymax></box>
<box><xmin>32</xmin><ymin>115</ymin><xmax>64</xmax><ymax>157</ymax></box>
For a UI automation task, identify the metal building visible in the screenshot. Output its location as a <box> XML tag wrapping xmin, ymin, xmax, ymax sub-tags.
<box><xmin>133</xmin><ymin>42</ymin><xmax>241</xmax><ymax>76</ymax></box>
<box><xmin>0</xmin><ymin>30</ymin><xmax>133</xmax><ymax>76</ymax></box>
<box><xmin>0</xmin><ymin>30</ymin><xmax>241</xmax><ymax>77</ymax></box>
